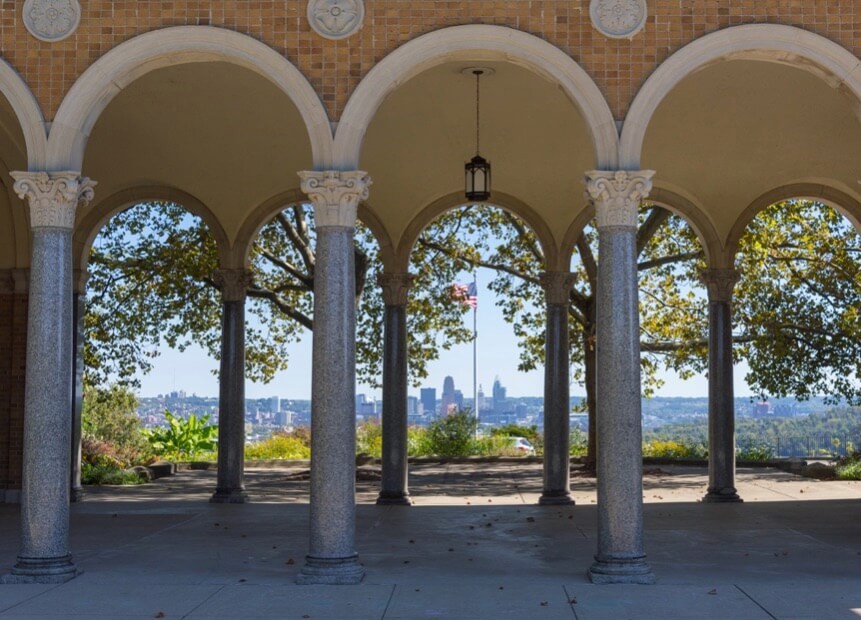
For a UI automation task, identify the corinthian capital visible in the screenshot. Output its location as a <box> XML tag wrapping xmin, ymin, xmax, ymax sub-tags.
<box><xmin>584</xmin><ymin>170</ymin><xmax>654</xmax><ymax>229</ymax></box>
<box><xmin>213</xmin><ymin>269</ymin><xmax>254</xmax><ymax>302</ymax></box>
<box><xmin>298</xmin><ymin>170</ymin><xmax>371</xmax><ymax>228</ymax></box>
<box><xmin>10</xmin><ymin>171</ymin><xmax>96</xmax><ymax>230</ymax></box>
<box><xmin>699</xmin><ymin>268</ymin><xmax>739</xmax><ymax>303</ymax></box>
<box><xmin>377</xmin><ymin>272</ymin><xmax>413</xmax><ymax>306</ymax></box>
<box><xmin>539</xmin><ymin>271</ymin><xmax>577</xmax><ymax>305</ymax></box>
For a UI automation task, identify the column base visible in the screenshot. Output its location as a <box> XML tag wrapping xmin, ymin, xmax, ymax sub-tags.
<box><xmin>702</xmin><ymin>488</ymin><xmax>742</xmax><ymax>503</ymax></box>
<box><xmin>588</xmin><ymin>554</ymin><xmax>655</xmax><ymax>584</ymax></box>
<box><xmin>538</xmin><ymin>491</ymin><xmax>574</xmax><ymax>506</ymax></box>
<box><xmin>2</xmin><ymin>554</ymin><xmax>80</xmax><ymax>584</ymax></box>
<box><xmin>70</xmin><ymin>486</ymin><xmax>84</xmax><ymax>503</ymax></box>
<box><xmin>297</xmin><ymin>554</ymin><xmax>364</xmax><ymax>585</ymax></box>
<box><xmin>376</xmin><ymin>491</ymin><xmax>412</xmax><ymax>506</ymax></box>
<box><xmin>209</xmin><ymin>488</ymin><xmax>249</xmax><ymax>504</ymax></box>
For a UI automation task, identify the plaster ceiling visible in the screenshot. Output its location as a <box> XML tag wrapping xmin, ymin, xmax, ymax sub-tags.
<box><xmin>642</xmin><ymin>59</ymin><xmax>861</xmax><ymax>240</ymax></box>
<box><xmin>360</xmin><ymin>60</ymin><xmax>597</xmax><ymax>250</ymax></box>
<box><xmin>82</xmin><ymin>61</ymin><xmax>314</xmax><ymax>242</ymax></box>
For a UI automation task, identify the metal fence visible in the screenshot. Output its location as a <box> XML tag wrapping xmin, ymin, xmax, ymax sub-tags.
<box><xmin>737</xmin><ymin>435</ymin><xmax>858</xmax><ymax>459</ymax></box>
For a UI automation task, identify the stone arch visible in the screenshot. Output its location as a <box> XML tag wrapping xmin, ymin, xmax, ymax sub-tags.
<box><xmin>334</xmin><ymin>24</ymin><xmax>618</xmax><ymax>170</ymax></box>
<box><xmin>725</xmin><ymin>182</ymin><xmax>861</xmax><ymax>261</ymax></box>
<box><xmin>621</xmin><ymin>24</ymin><xmax>861</xmax><ymax>169</ymax></box>
<box><xmin>73</xmin><ymin>186</ymin><xmax>231</xmax><ymax>274</ymax></box>
<box><xmin>0</xmin><ymin>57</ymin><xmax>46</xmax><ymax>170</ymax></box>
<box><xmin>234</xmin><ymin>189</ymin><xmax>396</xmax><ymax>270</ymax></box>
<box><xmin>48</xmin><ymin>26</ymin><xmax>333</xmax><ymax>171</ymax></box>
<box><xmin>392</xmin><ymin>191</ymin><xmax>558</xmax><ymax>273</ymax></box>
<box><xmin>560</xmin><ymin>186</ymin><xmax>723</xmax><ymax>268</ymax></box>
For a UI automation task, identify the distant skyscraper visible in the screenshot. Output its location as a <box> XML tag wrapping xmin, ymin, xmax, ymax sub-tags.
<box><xmin>420</xmin><ymin>388</ymin><xmax>436</xmax><ymax>417</ymax></box>
<box><xmin>492</xmin><ymin>376</ymin><xmax>507</xmax><ymax>413</ymax></box>
<box><xmin>442</xmin><ymin>376</ymin><xmax>457</xmax><ymax>415</ymax></box>
<box><xmin>407</xmin><ymin>396</ymin><xmax>419</xmax><ymax>415</ymax></box>
<box><xmin>454</xmin><ymin>389</ymin><xmax>464</xmax><ymax>411</ymax></box>
<box><xmin>269</xmin><ymin>395</ymin><xmax>280</xmax><ymax>414</ymax></box>
<box><xmin>477</xmin><ymin>385</ymin><xmax>486</xmax><ymax>412</ymax></box>
<box><xmin>355</xmin><ymin>393</ymin><xmax>367</xmax><ymax>413</ymax></box>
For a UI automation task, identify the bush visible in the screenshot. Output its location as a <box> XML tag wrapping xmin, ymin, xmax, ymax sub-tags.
<box><xmin>570</xmin><ymin>428</ymin><xmax>588</xmax><ymax>457</ymax></box>
<box><xmin>407</xmin><ymin>426</ymin><xmax>431</xmax><ymax>456</ymax></box>
<box><xmin>246</xmin><ymin>434</ymin><xmax>311</xmax><ymax>459</ymax></box>
<box><xmin>82</xmin><ymin>384</ymin><xmax>150</xmax><ymax>466</ymax></box>
<box><xmin>736</xmin><ymin>444</ymin><xmax>775</xmax><ymax>461</ymax></box>
<box><xmin>81</xmin><ymin>462</ymin><xmax>146</xmax><ymax>485</ymax></box>
<box><xmin>356</xmin><ymin>420</ymin><xmax>383</xmax><ymax>457</ymax></box>
<box><xmin>425</xmin><ymin>409</ymin><xmax>478</xmax><ymax>456</ymax></box>
<box><xmin>644</xmin><ymin>440</ymin><xmax>707</xmax><ymax>459</ymax></box>
<box><xmin>836</xmin><ymin>452</ymin><xmax>861</xmax><ymax>480</ymax></box>
<box><xmin>144</xmin><ymin>411</ymin><xmax>217</xmax><ymax>460</ymax></box>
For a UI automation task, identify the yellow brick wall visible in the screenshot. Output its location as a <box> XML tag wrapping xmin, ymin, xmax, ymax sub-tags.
<box><xmin>0</xmin><ymin>1</ymin><xmax>858</xmax><ymax>122</ymax></box>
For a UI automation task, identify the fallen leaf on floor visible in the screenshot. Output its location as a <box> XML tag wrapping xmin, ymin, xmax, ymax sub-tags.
<box><xmin>526</xmin><ymin>517</ymin><xmax>535</xmax><ymax>523</ymax></box>
<box><xmin>569</xmin><ymin>597</ymin><xmax>577</xmax><ymax>604</ymax></box>
<box><xmin>154</xmin><ymin>613</ymin><xmax>165</xmax><ymax>619</ymax></box>
<box><xmin>286</xmin><ymin>558</ymin><xmax>295</xmax><ymax>565</ymax></box>
<box><xmin>540</xmin><ymin>601</ymin><xmax>549</xmax><ymax>606</ymax></box>
<box><xmin>707</xmin><ymin>589</ymin><xmax>717</xmax><ymax>595</ymax></box>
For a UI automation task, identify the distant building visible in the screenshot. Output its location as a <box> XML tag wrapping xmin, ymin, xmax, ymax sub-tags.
<box><xmin>492</xmin><ymin>376</ymin><xmax>507</xmax><ymax>413</ymax></box>
<box><xmin>477</xmin><ymin>385</ymin><xmax>486</xmax><ymax>413</ymax></box>
<box><xmin>441</xmin><ymin>376</ymin><xmax>456</xmax><ymax>414</ymax></box>
<box><xmin>407</xmin><ymin>396</ymin><xmax>419</xmax><ymax>415</ymax></box>
<box><xmin>269</xmin><ymin>395</ymin><xmax>280</xmax><ymax>414</ymax></box>
<box><xmin>420</xmin><ymin>387</ymin><xmax>437</xmax><ymax>418</ymax></box>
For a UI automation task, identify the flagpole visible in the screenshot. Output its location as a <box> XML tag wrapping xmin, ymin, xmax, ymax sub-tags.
<box><xmin>473</xmin><ymin>271</ymin><xmax>478</xmax><ymax>437</ymax></box>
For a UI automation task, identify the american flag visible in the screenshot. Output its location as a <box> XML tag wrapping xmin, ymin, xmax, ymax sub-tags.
<box><xmin>451</xmin><ymin>282</ymin><xmax>478</xmax><ymax>309</ymax></box>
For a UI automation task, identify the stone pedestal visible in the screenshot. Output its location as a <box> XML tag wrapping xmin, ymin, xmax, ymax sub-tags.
<box><xmin>539</xmin><ymin>272</ymin><xmax>576</xmax><ymax>506</ymax></box>
<box><xmin>376</xmin><ymin>273</ymin><xmax>412</xmax><ymax>506</ymax></box>
<box><xmin>296</xmin><ymin>170</ymin><xmax>370</xmax><ymax>585</ymax></box>
<box><xmin>210</xmin><ymin>270</ymin><xmax>252</xmax><ymax>504</ymax></box>
<box><xmin>701</xmin><ymin>269</ymin><xmax>742</xmax><ymax>504</ymax></box>
<box><xmin>3</xmin><ymin>172</ymin><xmax>95</xmax><ymax>584</ymax></box>
<box><xmin>585</xmin><ymin>170</ymin><xmax>655</xmax><ymax>585</ymax></box>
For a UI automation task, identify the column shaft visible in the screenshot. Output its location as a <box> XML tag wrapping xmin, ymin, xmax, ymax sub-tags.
<box><xmin>586</xmin><ymin>170</ymin><xmax>655</xmax><ymax>584</ymax></box>
<box><xmin>4</xmin><ymin>171</ymin><xmax>94</xmax><ymax>584</ymax></box>
<box><xmin>211</xmin><ymin>275</ymin><xmax>249</xmax><ymax>503</ymax></box>
<box><xmin>297</xmin><ymin>169</ymin><xmax>370</xmax><ymax>585</ymax></box>
<box><xmin>377</xmin><ymin>300</ymin><xmax>411</xmax><ymax>505</ymax></box>
<box><xmin>6</xmin><ymin>229</ymin><xmax>76</xmax><ymax>582</ymax></box>
<box><xmin>703</xmin><ymin>270</ymin><xmax>741</xmax><ymax>503</ymax></box>
<box><xmin>539</xmin><ymin>272</ymin><xmax>574</xmax><ymax>506</ymax></box>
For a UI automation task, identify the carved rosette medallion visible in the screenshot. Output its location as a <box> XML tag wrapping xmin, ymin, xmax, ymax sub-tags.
<box><xmin>10</xmin><ymin>171</ymin><xmax>96</xmax><ymax>230</ymax></box>
<box><xmin>22</xmin><ymin>0</ymin><xmax>81</xmax><ymax>43</ymax></box>
<box><xmin>589</xmin><ymin>0</ymin><xmax>647</xmax><ymax>40</ymax></box>
<box><xmin>307</xmin><ymin>0</ymin><xmax>364</xmax><ymax>40</ymax></box>
<box><xmin>585</xmin><ymin>170</ymin><xmax>654</xmax><ymax>229</ymax></box>
<box><xmin>298</xmin><ymin>170</ymin><xmax>371</xmax><ymax>228</ymax></box>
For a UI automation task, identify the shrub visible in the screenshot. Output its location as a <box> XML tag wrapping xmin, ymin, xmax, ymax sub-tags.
<box><xmin>407</xmin><ymin>426</ymin><xmax>431</xmax><ymax>456</ymax></box>
<box><xmin>425</xmin><ymin>409</ymin><xmax>478</xmax><ymax>456</ymax></box>
<box><xmin>144</xmin><ymin>411</ymin><xmax>217</xmax><ymax>460</ymax></box>
<box><xmin>81</xmin><ymin>462</ymin><xmax>146</xmax><ymax>485</ymax></box>
<box><xmin>836</xmin><ymin>452</ymin><xmax>861</xmax><ymax>480</ymax></box>
<box><xmin>82</xmin><ymin>384</ymin><xmax>150</xmax><ymax>466</ymax></box>
<box><xmin>644</xmin><ymin>440</ymin><xmax>707</xmax><ymax>459</ymax></box>
<box><xmin>736</xmin><ymin>444</ymin><xmax>775</xmax><ymax>461</ymax></box>
<box><xmin>570</xmin><ymin>428</ymin><xmax>588</xmax><ymax>457</ymax></box>
<box><xmin>246</xmin><ymin>434</ymin><xmax>311</xmax><ymax>459</ymax></box>
<box><xmin>356</xmin><ymin>420</ymin><xmax>383</xmax><ymax>457</ymax></box>
<box><xmin>490</xmin><ymin>424</ymin><xmax>543</xmax><ymax>454</ymax></box>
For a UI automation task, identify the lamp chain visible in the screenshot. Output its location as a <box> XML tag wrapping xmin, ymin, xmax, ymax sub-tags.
<box><xmin>474</xmin><ymin>69</ymin><xmax>482</xmax><ymax>155</ymax></box>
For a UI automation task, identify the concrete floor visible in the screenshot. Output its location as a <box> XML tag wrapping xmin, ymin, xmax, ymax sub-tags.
<box><xmin>2</xmin><ymin>463</ymin><xmax>861</xmax><ymax>619</ymax></box>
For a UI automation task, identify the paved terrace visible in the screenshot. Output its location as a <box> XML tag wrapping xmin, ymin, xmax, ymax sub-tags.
<box><xmin>2</xmin><ymin>463</ymin><xmax>861</xmax><ymax>619</ymax></box>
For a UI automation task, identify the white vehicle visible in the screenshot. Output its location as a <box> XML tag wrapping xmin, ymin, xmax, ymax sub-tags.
<box><xmin>510</xmin><ymin>436</ymin><xmax>536</xmax><ymax>455</ymax></box>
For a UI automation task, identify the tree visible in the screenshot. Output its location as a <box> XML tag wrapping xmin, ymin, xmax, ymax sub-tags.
<box><xmin>415</xmin><ymin>200</ymin><xmax>861</xmax><ymax>466</ymax></box>
<box><xmin>85</xmin><ymin>201</ymin><xmax>472</xmax><ymax>389</ymax></box>
<box><xmin>81</xmin><ymin>383</ymin><xmax>148</xmax><ymax>466</ymax></box>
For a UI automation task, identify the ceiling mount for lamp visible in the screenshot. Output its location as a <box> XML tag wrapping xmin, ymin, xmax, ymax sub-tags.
<box><xmin>464</xmin><ymin>67</ymin><xmax>492</xmax><ymax>202</ymax></box>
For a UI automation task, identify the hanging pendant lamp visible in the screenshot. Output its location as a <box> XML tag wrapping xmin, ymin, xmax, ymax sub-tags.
<box><xmin>465</xmin><ymin>69</ymin><xmax>491</xmax><ymax>202</ymax></box>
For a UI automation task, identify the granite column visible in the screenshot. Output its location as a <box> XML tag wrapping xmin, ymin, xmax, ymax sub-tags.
<box><xmin>585</xmin><ymin>170</ymin><xmax>655</xmax><ymax>584</ymax></box>
<box><xmin>297</xmin><ymin>170</ymin><xmax>370</xmax><ymax>585</ymax></box>
<box><xmin>3</xmin><ymin>171</ymin><xmax>95</xmax><ymax>583</ymax></box>
<box><xmin>702</xmin><ymin>268</ymin><xmax>742</xmax><ymax>503</ymax></box>
<box><xmin>539</xmin><ymin>271</ymin><xmax>576</xmax><ymax>506</ymax></box>
<box><xmin>210</xmin><ymin>269</ymin><xmax>253</xmax><ymax>504</ymax></box>
<box><xmin>376</xmin><ymin>272</ymin><xmax>413</xmax><ymax>506</ymax></box>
